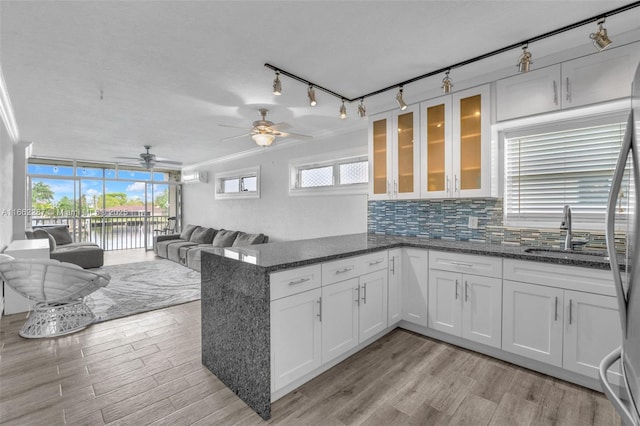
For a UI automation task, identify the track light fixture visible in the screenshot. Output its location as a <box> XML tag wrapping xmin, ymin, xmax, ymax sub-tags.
<box><xmin>357</xmin><ymin>98</ymin><xmax>367</xmax><ymax>118</ymax></box>
<box><xmin>339</xmin><ymin>100</ymin><xmax>347</xmax><ymax>119</ymax></box>
<box><xmin>272</xmin><ymin>71</ymin><xmax>282</xmax><ymax>95</ymax></box>
<box><xmin>264</xmin><ymin>4</ymin><xmax>637</xmax><ymax>110</ymax></box>
<box><xmin>441</xmin><ymin>70</ymin><xmax>453</xmax><ymax>94</ymax></box>
<box><xmin>307</xmin><ymin>85</ymin><xmax>317</xmax><ymax>106</ymax></box>
<box><xmin>590</xmin><ymin>18</ymin><xmax>612</xmax><ymax>51</ymax></box>
<box><xmin>517</xmin><ymin>44</ymin><xmax>532</xmax><ymax>73</ymax></box>
<box><xmin>396</xmin><ymin>87</ymin><xmax>408</xmax><ymax>110</ymax></box>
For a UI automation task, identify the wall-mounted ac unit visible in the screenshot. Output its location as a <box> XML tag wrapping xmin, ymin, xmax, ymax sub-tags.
<box><xmin>182</xmin><ymin>171</ymin><xmax>208</xmax><ymax>184</ymax></box>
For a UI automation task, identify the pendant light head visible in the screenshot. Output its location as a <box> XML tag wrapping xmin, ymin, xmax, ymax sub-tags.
<box><xmin>590</xmin><ymin>18</ymin><xmax>612</xmax><ymax>51</ymax></box>
<box><xmin>339</xmin><ymin>100</ymin><xmax>347</xmax><ymax>119</ymax></box>
<box><xmin>517</xmin><ymin>44</ymin><xmax>533</xmax><ymax>73</ymax></box>
<box><xmin>252</xmin><ymin>132</ymin><xmax>276</xmax><ymax>147</ymax></box>
<box><xmin>396</xmin><ymin>87</ymin><xmax>408</xmax><ymax>110</ymax></box>
<box><xmin>357</xmin><ymin>98</ymin><xmax>367</xmax><ymax>118</ymax></box>
<box><xmin>307</xmin><ymin>85</ymin><xmax>317</xmax><ymax>107</ymax></box>
<box><xmin>272</xmin><ymin>71</ymin><xmax>282</xmax><ymax>96</ymax></box>
<box><xmin>441</xmin><ymin>70</ymin><xmax>453</xmax><ymax>94</ymax></box>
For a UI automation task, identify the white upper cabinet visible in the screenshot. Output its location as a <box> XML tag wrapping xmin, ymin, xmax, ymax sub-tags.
<box><xmin>497</xmin><ymin>42</ymin><xmax>640</xmax><ymax>121</ymax></box>
<box><xmin>368</xmin><ymin>105</ymin><xmax>421</xmax><ymax>200</ymax></box>
<box><xmin>420</xmin><ymin>85</ymin><xmax>491</xmax><ymax>199</ymax></box>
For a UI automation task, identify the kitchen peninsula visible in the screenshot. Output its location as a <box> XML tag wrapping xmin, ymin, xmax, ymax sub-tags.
<box><xmin>200</xmin><ymin>233</ymin><xmax>620</xmax><ymax>420</ymax></box>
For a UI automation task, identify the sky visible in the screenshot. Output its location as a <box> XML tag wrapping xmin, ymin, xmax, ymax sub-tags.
<box><xmin>28</xmin><ymin>164</ymin><xmax>169</xmax><ymax>204</ymax></box>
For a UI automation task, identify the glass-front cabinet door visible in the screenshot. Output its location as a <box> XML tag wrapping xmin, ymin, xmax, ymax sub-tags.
<box><xmin>368</xmin><ymin>106</ymin><xmax>420</xmax><ymax>200</ymax></box>
<box><xmin>393</xmin><ymin>105</ymin><xmax>420</xmax><ymax>199</ymax></box>
<box><xmin>421</xmin><ymin>96</ymin><xmax>452</xmax><ymax>198</ymax></box>
<box><xmin>452</xmin><ymin>85</ymin><xmax>491</xmax><ymax>198</ymax></box>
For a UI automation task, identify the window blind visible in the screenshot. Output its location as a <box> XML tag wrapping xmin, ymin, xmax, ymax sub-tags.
<box><xmin>505</xmin><ymin>121</ymin><xmax>627</xmax><ymax>228</ymax></box>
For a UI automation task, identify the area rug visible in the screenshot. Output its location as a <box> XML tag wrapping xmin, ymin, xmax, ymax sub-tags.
<box><xmin>86</xmin><ymin>259</ymin><xmax>201</xmax><ymax>323</ymax></box>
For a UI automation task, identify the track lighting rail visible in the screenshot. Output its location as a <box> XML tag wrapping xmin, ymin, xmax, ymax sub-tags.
<box><xmin>265</xmin><ymin>1</ymin><xmax>640</xmax><ymax>104</ymax></box>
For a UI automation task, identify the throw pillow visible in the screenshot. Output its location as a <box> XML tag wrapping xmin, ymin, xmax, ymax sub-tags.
<box><xmin>39</xmin><ymin>225</ymin><xmax>73</xmax><ymax>245</ymax></box>
<box><xmin>179</xmin><ymin>224</ymin><xmax>198</xmax><ymax>241</ymax></box>
<box><xmin>190</xmin><ymin>227</ymin><xmax>216</xmax><ymax>244</ymax></box>
<box><xmin>232</xmin><ymin>232</ymin><xmax>266</xmax><ymax>247</ymax></box>
<box><xmin>33</xmin><ymin>229</ymin><xmax>57</xmax><ymax>252</ymax></box>
<box><xmin>211</xmin><ymin>229</ymin><xmax>239</xmax><ymax>247</ymax></box>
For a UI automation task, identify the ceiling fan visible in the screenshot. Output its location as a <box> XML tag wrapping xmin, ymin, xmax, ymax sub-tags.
<box><xmin>115</xmin><ymin>145</ymin><xmax>183</xmax><ymax>169</ymax></box>
<box><xmin>220</xmin><ymin>108</ymin><xmax>313</xmax><ymax>147</ymax></box>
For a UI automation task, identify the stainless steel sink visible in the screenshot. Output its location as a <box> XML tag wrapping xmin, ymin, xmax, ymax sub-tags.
<box><xmin>523</xmin><ymin>247</ymin><xmax>611</xmax><ymax>260</ymax></box>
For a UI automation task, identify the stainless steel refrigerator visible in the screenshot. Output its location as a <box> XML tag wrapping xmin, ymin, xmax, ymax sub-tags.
<box><xmin>602</xmin><ymin>60</ymin><xmax>640</xmax><ymax>426</ymax></box>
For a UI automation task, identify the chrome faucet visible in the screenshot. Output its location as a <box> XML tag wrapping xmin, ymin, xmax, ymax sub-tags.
<box><xmin>560</xmin><ymin>205</ymin><xmax>572</xmax><ymax>251</ymax></box>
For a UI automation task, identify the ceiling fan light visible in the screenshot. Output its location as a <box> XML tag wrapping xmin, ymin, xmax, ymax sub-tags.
<box><xmin>517</xmin><ymin>45</ymin><xmax>532</xmax><ymax>73</ymax></box>
<box><xmin>357</xmin><ymin>99</ymin><xmax>367</xmax><ymax>118</ymax></box>
<box><xmin>272</xmin><ymin>71</ymin><xmax>282</xmax><ymax>96</ymax></box>
<box><xmin>308</xmin><ymin>85</ymin><xmax>317</xmax><ymax>106</ymax></box>
<box><xmin>590</xmin><ymin>19</ymin><xmax>612</xmax><ymax>51</ymax></box>
<box><xmin>252</xmin><ymin>133</ymin><xmax>275</xmax><ymax>147</ymax></box>
<box><xmin>396</xmin><ymin>87</ymin><xmax>407</xmax><ymax>111</ymax></box>
<box><xmin>339</xmin><ymin>100</ymin><xmax>347</xmax><ymax>119</ymax></box>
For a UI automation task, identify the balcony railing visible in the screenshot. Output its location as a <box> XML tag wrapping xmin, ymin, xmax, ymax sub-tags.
<box><xmin>32</xmin><ymin>215</ymin><xmax>173</xmax><ymax>251</ymax></box>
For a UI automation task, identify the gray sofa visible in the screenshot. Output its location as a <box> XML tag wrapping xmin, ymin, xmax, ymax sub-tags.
<box><xmin>26</xmin><ymin>225</ymin><xmax>104</xmax><ymax>269</ymax></box>
<box><xmin>154</xmin><ymin>224</ymin><xmax>268</xmax><ymax>271</ymax></box>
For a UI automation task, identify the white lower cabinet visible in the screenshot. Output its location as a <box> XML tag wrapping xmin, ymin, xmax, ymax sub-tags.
<box><xmin>563</xmin><ymin>290</ymin><xmax>622</xmax><ymax>384</ymax></box>
<box><xmin>502</xmin><ymin>259</ymin><xmax>622</xmax><ymax>383</ymax></box>
<box><xmin>428</xmin><ymin>252</ymin><xmax>502</xmax><ymax>348</ymax></box>
<box><xmin>401</xmin><ymin>249</ymin><xmax>429</xmax><ymax>326</ymax></box>
<box><xmin>387</xmin><ymin>249</ymin><xmax>402</xmax><ymax>326</ymax></box>
<box><xmin>271</xmin><ymin>288</ymin><xmax>322</xmax><ymax>391</ymax></box>
<box><xmin>322</xmin><ymin>270</ymin><xmax>388</xmax><ymax>364</ymax></box>
<box><xmin>502</xmin><ymin>280</ymin><xmax>564</xmax><ymax>366</ymax></box>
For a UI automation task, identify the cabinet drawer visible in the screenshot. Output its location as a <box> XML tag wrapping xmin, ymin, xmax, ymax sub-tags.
<box><xmin>322</xmin><ymin>256</ymin><xmax>362</xmax><ymax>285</ymax></box>
<box><xmin>429</xmin><ymin>251</ymin><xmax>502</xmax><ymax>278</ymax></box>
<box><xmin>359</xmin><ymin>251</ymin><xmax>389</xmax><ymax>274</ymax></box>
<box><xmin>270</xmin><ymin>265</ymin><xmax>322</xmax><ymax>301</ymax></box>
<box><xmin>503</xmin><ymin>259</ymin><xmax>615</xmax><ymax>296</ymax></box>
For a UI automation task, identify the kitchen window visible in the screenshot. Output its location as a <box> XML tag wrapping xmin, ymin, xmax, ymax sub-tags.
<box><xmin>289</xmin><ymin>154</ymin><xmax>368</xmax><ymax>196</ymax></box>
<box><xmin>215</xmin><ymin>166</ymin><xmax>260</xmax><ymax>199</ymax></box>
<box><xmin>504</xmin><ymin>116</ymin><xmax>629</xmax><ymax>230</ymax></box>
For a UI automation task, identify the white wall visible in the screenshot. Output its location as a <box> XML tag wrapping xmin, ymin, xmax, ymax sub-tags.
<box><xmin>182</xmin><ymin>129</ymin><xmax>368</xmax><ymax>242</ymax></box>
<box><xmin>0</xmin><ymin>123</ymin><xmax>13</xmax><ymax>251</ymax></box>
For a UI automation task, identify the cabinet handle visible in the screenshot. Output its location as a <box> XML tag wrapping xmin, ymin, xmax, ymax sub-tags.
<box><xmin>369</xmin><ymin>259</ymin><xmax>384</xmax><ymax>266</ymax></box>
<box><xmin>465</xmin><ymin>281</ymin><xmax>469</xmax><ymax>301</ymax></box>
<box><xmin>390</xmin><ymin>257</ymin><xmax>395</xmax><ymax>274</ymax></box>
<box><xmin>447</xmin><ymin>261</ymin><xmax>473</xmax><ymax>267</ymax></box>
<box><xmin>455</xmin><ymin>280</ymin><xmax>459</xmax><ymax>300</ymax></box>
<box><xmin>387</xmin><ymin>180</ymin><xmax>391</xmax><ymax>196</ymax></box>
<box><xmin>446</xmin><ymin>176</ymin><xmax>450</xmax><ymax>195</ymax></box>
<box><xmin>355</xmin><ymin>285</ymin><xmax>360</xmax><ymax>306</ymax></box>
<box><xmin>454</xmin><ymin>175</ymin><xmax>459</xmax><ymax>193</ymax></box>
<box><xmin>394</xmin><ymin>180</ymin><xmax>398</xmax><ymax>196</ymax></box>
<box><xmin>569</xmin><ymin>299</ymin><xmax>573</xmax><ymax>325</ymax></box>
<box><xmin>553</xmin><ymin>80</ymin><xmax>558</xmax><ymax>105</ymax></box>
<box><xmin>317</xmin><ymin>297</ymin><xmax>322</xmax><ymax>322</ymax></box>
<box><xmin>335</xmin><ymin>267</ymin><xmax>353</xmax><ymax>274</ymax></box>
<box><xmin>555</xmin><ymin>296</ymin><xmax>559</xmax><ymax>321</ymax></box>
<box><xmin>362</xmin><ymin>283</ymin><xmax>367</xmax><ymax>304</ymax></box>
<box><xmin>566</xmin><ymin>77</ymin><xmax>571</xmax><ymax>102</ymax></box>
<box><xmin>288</xmin><ymin>277</ymin><xmax>311</xmax><ymax>286</ymax></box>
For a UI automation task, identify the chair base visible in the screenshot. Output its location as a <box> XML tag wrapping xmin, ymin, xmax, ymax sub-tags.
<box><xmin>20</xmin><ymin>300</ymin><xmax>95</xmax><ymax>339</ymax></box>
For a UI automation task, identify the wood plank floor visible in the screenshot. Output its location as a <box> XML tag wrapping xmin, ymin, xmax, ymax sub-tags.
<box><xmin>0</xmin><ymin>251</ymin><xmax>621</xmax><ymax>425</ymax></box>
<box><xmin>0</xmin><ymin>300</ymin><xmax>620</xmax><ymax>425</ymax></box>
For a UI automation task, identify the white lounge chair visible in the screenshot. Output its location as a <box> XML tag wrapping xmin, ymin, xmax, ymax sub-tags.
<box><xmin>0</xmin><ymin>254</ymin><xmax>110</xmax><ymax>338</ymax></box>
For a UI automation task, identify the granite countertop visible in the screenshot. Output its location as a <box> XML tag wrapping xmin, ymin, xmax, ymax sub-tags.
<box><xmin>204</xmin><ymin>233</ymin><xmax>623</xmax><ymax>273</ymax></box>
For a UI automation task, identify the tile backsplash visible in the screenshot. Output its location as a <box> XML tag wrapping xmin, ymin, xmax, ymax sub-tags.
<box><xmin>368</xmin><ymin>198</ymin><xmax>623</xmax><ymax>250</ymax></box>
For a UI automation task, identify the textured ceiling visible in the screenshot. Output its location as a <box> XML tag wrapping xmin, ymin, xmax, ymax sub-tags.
<box><xmin>1</xmin><ymin>1</ymin><xmax>639</xmax><ymax>167</ymax></box>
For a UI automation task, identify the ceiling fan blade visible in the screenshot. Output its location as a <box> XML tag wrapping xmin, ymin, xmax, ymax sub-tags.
<box><xmin>269</xmin><ymin>122</ymin><xmax>292</xmax><ymax>131</ymax></box>
<box><xmin>218</xmin><ymin>123</ymin><xmax>253</xmax><ymax>130</ymax></box>
<box><xmin>156</xmin><ymin>160</ymin><xmax>183</xmax><ymax>165</ymax></box>
<box><xmin>280</xmin><ymin>131</ymin><xmax>313</xmax><ymax>140</ymax></box>
<box><xmin>221</xmin><ymin>132</ymin><xmax>252</xmax><ymax>142</ymax></box>
<box><xmin>114</xmin><ymin>156</ymin><xmax>143</xmax><ymax>160</ymax></box>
